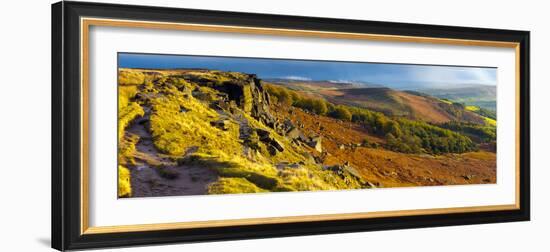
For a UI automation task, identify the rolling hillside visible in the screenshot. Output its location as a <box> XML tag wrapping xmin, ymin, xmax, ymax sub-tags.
<box><xmin>416</xmin><ymin>84</ymin><xmax>497</xmax><ymax>111</ymax></box>
<box><xmin>317</xmin><ymin>87</ymin><xmax>486</xmax><ymax>124</ymax></box>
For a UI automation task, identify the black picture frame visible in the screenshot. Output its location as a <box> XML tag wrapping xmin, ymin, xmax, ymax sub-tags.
<box><xmin>52</xmin><ymin>1</ymin><xmax>530</xmax><ymax>251</ymax></box>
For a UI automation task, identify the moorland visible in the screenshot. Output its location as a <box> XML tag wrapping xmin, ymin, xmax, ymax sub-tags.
<box><xmin>117</xmin><ymin>68</ymin><xmax>496</xmax><ymax>197</ymax></box>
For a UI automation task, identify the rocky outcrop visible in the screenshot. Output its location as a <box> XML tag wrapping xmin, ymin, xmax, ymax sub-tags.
<box><xmin>186</xmin><ymin>72</ymin><xmax>276</xmax><ymax>127</ymax></box>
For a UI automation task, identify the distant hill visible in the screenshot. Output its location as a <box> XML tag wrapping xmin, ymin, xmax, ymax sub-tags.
<box><xmin>265</xmin><ymin>78</ymin><xmax>382</xmax><ymax>91</ymax></box>
<box><xmin>415</xmin><ymin>84</ymin><xmax>496</xmax><ymax>111</ymax></box>
<box><xmin>314</xmin><ymin>87</ymin><xmax>485</xmax><ymax>124</ymax></box>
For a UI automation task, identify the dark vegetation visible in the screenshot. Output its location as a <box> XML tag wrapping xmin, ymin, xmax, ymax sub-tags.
<box><xmin>473</xmin><ymin>107</ymin><xmax>497</xmax><ymax>120</ymax></box>
<box><xmin>440</xmin><ymin>121</ymin><xmax>496</xmax><ymax>143</ymax></box>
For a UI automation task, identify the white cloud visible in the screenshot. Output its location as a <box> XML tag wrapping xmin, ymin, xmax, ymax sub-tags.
<box><xmin>409</xmin><ymin>66</ymin><xmax>496</xmax><ymax>86</ymax></box>
<box><xmin>283</xmin><ymin>76</ymin><xmax>311</xmax><ymax>81</ymax></box>
<box><xmin>328</xmin><ymin>80</ymin><xmax>355</xmax><ymax>84</ymax></box>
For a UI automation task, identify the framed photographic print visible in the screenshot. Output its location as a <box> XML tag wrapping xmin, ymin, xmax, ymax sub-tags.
<box><xmin>52</xmin><ymin>1</ymin><xmax>530</xmax><ymax>250</ymax></box>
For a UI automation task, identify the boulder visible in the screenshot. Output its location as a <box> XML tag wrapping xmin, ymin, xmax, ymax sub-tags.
<box><xmin>270</xmin><ymin>138</ymin><xmax>284</xmax><ymax>152</ymax></box>
<box><xmin>256</xmin><ymin>128</ymin><xmax>271</xmax><ymax>141</ymax></box>
<box><xmin>282</xmin><ymin>119</ymin><xmax>294</xmax><ymax>133</ymax></box>
<box><xmin>308</xmin><ymin>136</ymin><xmax>323</xmax><ymax>152</ymax></box>
<box><xmin>286</xmin><ymin>127</ymin><xmax>304</xmax><ymax>140</ymax></box>
<box><xmin>268</xmin><ymin>145</ymin><xmax>279</xmax><ymax>155</ymax></box>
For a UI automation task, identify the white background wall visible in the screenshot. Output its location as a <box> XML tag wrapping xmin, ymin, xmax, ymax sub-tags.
<box><xmin>0</xmin><ymin>0</ymin><xmax>547</xmax><ymax>251</ymax></box>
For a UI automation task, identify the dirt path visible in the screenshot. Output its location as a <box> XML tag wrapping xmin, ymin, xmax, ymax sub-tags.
<box><xmin>125</xmin><ymin>109</ymin><xmax>217</xmax><ymax>198</ymax></box>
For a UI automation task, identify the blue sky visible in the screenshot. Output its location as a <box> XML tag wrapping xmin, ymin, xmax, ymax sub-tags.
<box><xmin>118</xmin><ymin>53</ymin><xmax>497</xmax><ymax>89</ymax></box>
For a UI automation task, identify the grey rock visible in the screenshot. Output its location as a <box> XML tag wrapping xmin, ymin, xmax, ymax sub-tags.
<box><xmin>270</xmin><ymin>138</ymin><xmax>284</xmax><ymax>152</ymax></box>
<box><xmin>256</xmin><ymin>128</ymin><xmax>271</xmax><ymax>141</ymax></box>
<box><xmin>286</xmin><ymin>127</ymin><xmax>303</xmax><ymax>140</ymax></box>
<box><xmin>308</xmin><ymin>136</ymin><xmax>323</xmax><ymax>152</ymax></box>
<box><xmin>210</xmin><ymin>119</ymin><xmax>230</xmax><ymax>130</ymax></box>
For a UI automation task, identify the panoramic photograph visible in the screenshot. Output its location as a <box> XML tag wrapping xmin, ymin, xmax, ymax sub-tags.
<box><xmin>117</xmin><ymin>53</ymin><xmax>497</xmax><ymax>198</ymax></box>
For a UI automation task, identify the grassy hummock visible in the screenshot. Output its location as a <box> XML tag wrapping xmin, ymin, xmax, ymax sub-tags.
<box><xmin>118</xmin><ymin>165</ymin><xmax>132</xmax><ymax>197</ymax></box>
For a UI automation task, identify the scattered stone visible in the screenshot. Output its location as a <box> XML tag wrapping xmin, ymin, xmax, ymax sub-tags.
<box><xmin>256</xmin><ymin>128</ymin><xmax>271</xmax><ymax>141</ymax></box>
<box><xmin>211</xmin><ymin>100</ymin><xmax>229</xmax><ymax>110</ymax></box>
<box><xmin>462</xmin><ymin>175</ymin><xmax>475</xmax><ymax>180</ymax></box>
<box><xmin>270</xmin><ymin>138</ymin><xmax>284</xmax><ymax>152</ymax></box>
<box><xmin>288</xmin><ymin>163</ymin><xmax>300</xmax><ymax>168</ymax></box>
<box><xmin>339</xmin><ymin>144</ymin><xmax>346</xmax><ymax>150</ymax></box>
<box><xmin>308</xmin><ymin>136</ymin><xmax>323</xmax><ymax>152</ymax></box>
<box><xmin>268</xmin><ymin>145</ymin><xmax>278</xmax><ymax>155</ymax></box>
<box><xmin>283</xmin><ymin>119</ymin><xmax>294</xmax><ymax>132</ymax></box>
<box><xmin>285</xmin><ymin>127</ymin><xmax>299</xmax><ymax>138</ymax></box>
<box><xmin>314</xmin><ymin>156</ymin><xmax>325</xmax><ymax>164</ymax></box>
<box><xmin>157</xmin><ymin>166</ymin><xmax>180</xmax><ymax>180</ymax></box>
<box><xmin>365</xmin><ymin>181</ymin><xmax>377</xmax><ymax>188</ymax></box>
<box><xmin>184</xmin><ymin>146</ymin><xmax>199</xmax><ymax>157</ymax></box>
<box><xmin>276</xmin><ymin>162</ymin><xmax>289</xmax><ymax>170</ymax></box>
<box><xmin>210</xmin><ymin>119</ymin><xmax>230</xmax><ymax>130</ymax></box>
<box><xmin>179</xmin><ymin>105</ymin><xmax>189</xmax><ymax>113</ymax></box>
<box><xmin>276</xmin><ymin>162</ymin><xmax>300</xmax><ymax>169</ymax></box>
<box><xmin>286</xmin><ymin>127</ymin><xmax>303</xmax><ymax>140</ymax></box>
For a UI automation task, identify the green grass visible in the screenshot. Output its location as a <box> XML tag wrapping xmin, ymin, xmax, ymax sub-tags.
<box><xmin>465</xmin><ymin>105</ymin><xmax>496</xmax><ymax>126</ymax></box>
<box><xmin>439</xmin><ymin>98</ymin><xmax>453</xmax><ymax>105</ymax></box>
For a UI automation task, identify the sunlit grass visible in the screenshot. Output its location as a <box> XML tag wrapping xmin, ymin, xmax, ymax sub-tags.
<box><xmin>465</xmin><ymin>105</ymin><xmax>480</xmax><ymax>112</ymax></box>
<box><xmin>118</xmin><ymin>102</ymin><xmax>144</xmax><ymax>142</ymax></box>
<box><xmin>149</xmin><ymin>85</ymin><xmax>242</xmax><ymax>157</ymax></box>
<box><xmin>118</xmin><ymin>133</ymin><xmax>139</xmax><ymax>166</ymax></box>
<box><xmin>208</xmin><ymin>178</ymin><xmax>268</xmax><ymax>194</ymax></box>
<box><xmin>483</xmin><ymin>116</ymin><xmax>497</xmax><ymax>127</ymax></box>
<box><xmin>118</xmin><ymin>165</ymin><xmax>132</xmax><ymax>197</ymax></box>
<box><xmin>119</xmin><ymin>85</ymin><xmax>138</xmax><ymax>111</ymax></box>
<box><xmin>119</xmin><ymin>70</ymin><xmax>145</xmax><ymax>85</ymax></box>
